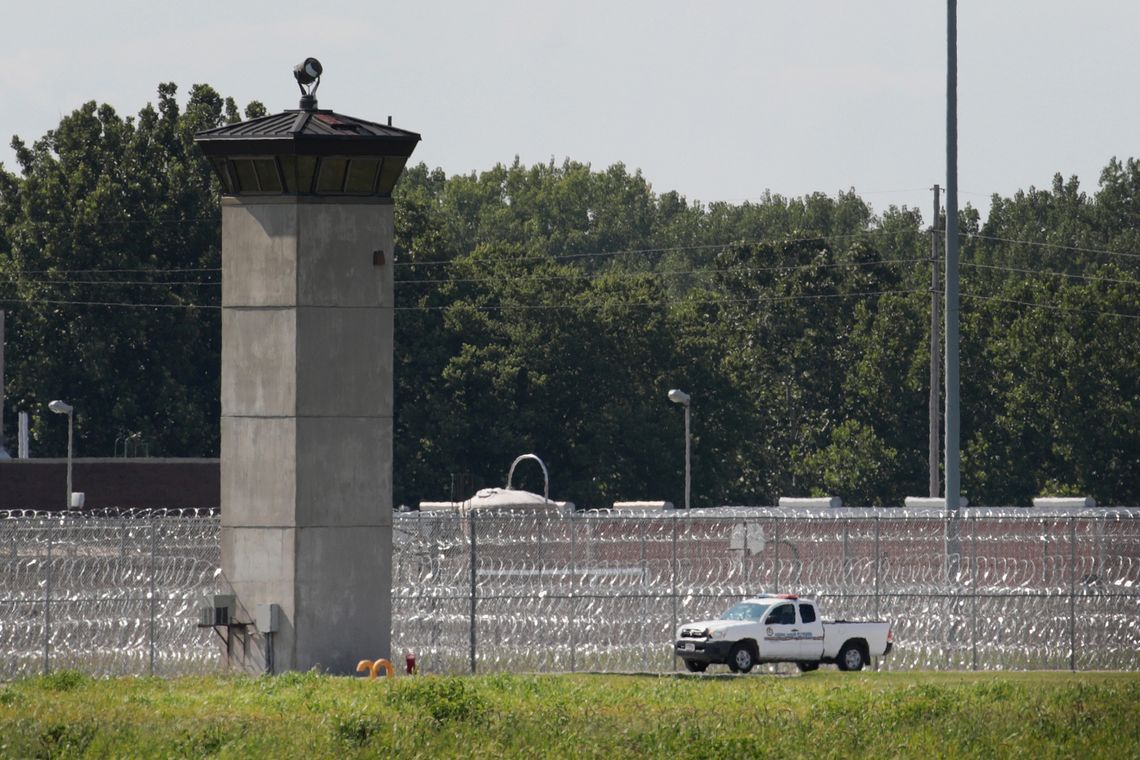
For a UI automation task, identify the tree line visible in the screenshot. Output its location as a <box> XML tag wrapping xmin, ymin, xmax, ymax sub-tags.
<box><xmin>1</xmin><ymin>84</ymin><xmax>1136</xmax><ymax>506</ymax></box>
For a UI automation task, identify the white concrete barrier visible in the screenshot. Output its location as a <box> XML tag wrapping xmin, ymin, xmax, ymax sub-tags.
<box><xmin>778</xmin><ymin>496</ymin><xmax>843</xmax><ymax>509</ymax></box>
<box><xmin>1032</xmin><ymin>496</ymin><xmax>1097</xmax><ymax>508</ymax></box>
<box><xmin>904</xmin><ymin>496</ymin><xmax>969</xmax><ymax>508</ymax></box>
<box><xmin>611</xmin><ymin>501</ymin><xmax>674</xmax><ymax>510</ymax></box>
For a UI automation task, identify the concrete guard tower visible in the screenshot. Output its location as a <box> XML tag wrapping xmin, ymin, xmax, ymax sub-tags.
<box><xmin>195</xmin><ymin>60</ymin><xmax>419</xmax><ymax>673</ymax></box>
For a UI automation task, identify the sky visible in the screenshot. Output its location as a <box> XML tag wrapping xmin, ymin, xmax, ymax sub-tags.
<box><xmin>2</xmin><ymin>0</ymin><xmax>1137</xmax><ymax>223</ymax></box>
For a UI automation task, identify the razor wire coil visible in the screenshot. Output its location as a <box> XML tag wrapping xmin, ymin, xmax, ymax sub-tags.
<box><xmin>1</xmin><ymin>507</ymin><xmax>1138</xmax><ymax>678</ymax></box>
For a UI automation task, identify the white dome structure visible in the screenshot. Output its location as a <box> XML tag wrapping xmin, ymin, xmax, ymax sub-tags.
<box><xmin>462</xmin><ymin>486</ymin><xmax>572</xmax><ymax>512</ymax></box>
<box><xmin>418</xmin><ymin>454</ymin><xmax>574</xmax><ymax>512</ymax></box>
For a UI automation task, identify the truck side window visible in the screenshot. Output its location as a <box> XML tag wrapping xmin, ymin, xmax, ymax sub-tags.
<box><xmin>765</xmin><ymin>603</ymin><xmax>795</xmax><ymax>625</ymax></box>
<box><xmin>799</xmin><ymin>603</ymin><xmax>816</xmax><ymax>624</ymax></box>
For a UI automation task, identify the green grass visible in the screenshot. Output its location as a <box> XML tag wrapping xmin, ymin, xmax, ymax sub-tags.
<box><xmin>0</xmin><ymin>670</ymin><xmax>1137</xmax><ymax>758</ymax></box>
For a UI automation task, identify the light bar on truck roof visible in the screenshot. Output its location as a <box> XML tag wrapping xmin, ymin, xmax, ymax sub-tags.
<box><xmin>752</xmin><ymin>592</ymin><xmax>800</xmax><ymax>600</ymax></box>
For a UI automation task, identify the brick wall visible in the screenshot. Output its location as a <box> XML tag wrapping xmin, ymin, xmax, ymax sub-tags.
<box><xmin>0</xmin><ymin>459</ymin><xmax>219</xmax><ymax>511</ymax></box>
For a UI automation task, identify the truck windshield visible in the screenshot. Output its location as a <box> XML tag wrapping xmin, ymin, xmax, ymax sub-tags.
<box><xmin>721</xmin><ymin>602</ymin><xmax>771</xmax><ymax>621</ymax></box>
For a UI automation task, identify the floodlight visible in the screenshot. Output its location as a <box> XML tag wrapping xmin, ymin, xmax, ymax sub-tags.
<box><xmin>294</xmin><ymin>57</ymin><xmax>323</xmax><ymax>87</ymax></box>
<box><xmin>48</xmin><ymin>400</ymin><xmax>73</xmax><ymax>415</ymax></box>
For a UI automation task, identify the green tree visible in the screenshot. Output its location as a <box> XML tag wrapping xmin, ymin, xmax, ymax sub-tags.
<box><xmin>958</xmin><ymin>163</ymin><xmax>1140</xmax><ymax>504</ymax></box>
<box><xmin>961</xmin><ymin>275</ymin><xmax>1139</xmax><ymax>504</ymax></box>
<box><xmin>0</xmin><ymin>84</ymin><xmax>257</xmax><ymax>457</ymax></box>
<box><xmin>4</xmin><ymin>88</ymin><xmax>1137</xmax><ymax>508</ymax></box>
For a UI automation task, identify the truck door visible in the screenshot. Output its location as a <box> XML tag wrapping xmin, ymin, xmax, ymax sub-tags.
<box><xmin>797</xmin><ymin>602</ymin><xmax>825</xmax><ymax>660</ymax></box>
<box><xmin>760</xmin><ymin>602</ymin><xmax>800</xmax><ymax>660</ymax></box>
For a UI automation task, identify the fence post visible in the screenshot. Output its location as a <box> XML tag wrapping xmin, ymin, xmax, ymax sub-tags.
<box><xmin>773</xmin><ymin>517</ymin><xmax>781</xmax><ymax>594</ymax></box>
<box><xmin>971</xmin><ymin>513</ymin><xmax>978</xmax><ymax>671</ymax></box>
<box><xmin>569</xmin><ymin>509</ymin><xmax>576</xmax><ymax>674</ymax></box>
<box><xmin>841</xmin><ymin>521</ymin><xmax>850</xmax><ymax>597</ymax></box>
<box><xmin>150</xmin><ymin>517</ymin><xmax>158</xmax><ymax>676</ymax></box>
<box><xmin>1069</xmin><ymin>516</ymin><xmax>1077</xmax><ymax>672</ymax></box>
<box><xmin>670</xmin><ymin>512</ymin><xmax>678</xmax><ymax>671</ymax></box>
<box><xmin>44</xmin><ymin>518</ymin><xmax>53</xmax><ymax>676</ymax></box>
<box><xmin>469</xmin><ymin>510</ymin><xmax>477</xmax><ymax>675</ymax></box>
<box><xmin>639</xmin><ymin>518</ymin><xmax>648</xmax><ymax>671</ymax></box>
<box><xmin>873</xmin><ymin>515</ymin><xmax>880</xmax><ymax>621</ymax></box>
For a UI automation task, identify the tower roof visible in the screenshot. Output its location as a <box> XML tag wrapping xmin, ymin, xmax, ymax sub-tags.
<box><xmin>195</xmin><ymin>109</ymin><xmax>420</xmax><ymax>158</ymax></box>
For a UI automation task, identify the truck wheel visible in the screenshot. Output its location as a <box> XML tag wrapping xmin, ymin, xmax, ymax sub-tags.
<box><xmin>837</xmin><ymin>643</ymin><xmax>865</xmax><ymax>672</ymax></box>
<box><xmin>727</xmin><ymin>643</ymin><xmax>755</xmax><ymax>674</ymax></box>
<box><xmin>795</xmin><ymin>661</ymin><xmax>819</xmax><ymax>673</ymax></box>
<box><xmin>683</xmin><ymin>659</ymin><xmax>708</xmax><ymax>673</ymax></box>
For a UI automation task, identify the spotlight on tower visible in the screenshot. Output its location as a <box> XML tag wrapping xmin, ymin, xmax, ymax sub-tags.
<box><xmin>294</xmin><ymin>57</ymin><xmax>323</xmax><ymax>86</ymax></box>
<box><xmin>293</xmin><ymin>57</ymin><xmax>323</xmax><ymax>109</ymax></box>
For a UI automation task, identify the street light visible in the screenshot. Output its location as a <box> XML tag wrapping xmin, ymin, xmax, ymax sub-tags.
<box><xmin>667</xmin><ymin>389</ymin><xmax>691</xmax><ymax>509</ymax></box>
<box><xmin>48</xmin><ymin>400</ymin><xmax>73</xmax><ymax>509</ymax></box>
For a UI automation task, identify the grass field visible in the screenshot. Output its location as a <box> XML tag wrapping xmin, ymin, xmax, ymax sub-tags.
<box><xmin>1</xmin><ymin>670</ymin><xmax>1137</xmax><ymax>758</ymax></box>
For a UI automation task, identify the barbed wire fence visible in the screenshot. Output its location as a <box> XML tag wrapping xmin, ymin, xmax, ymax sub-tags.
<box><xmin>391</xmin><ymin>508</ymin><xmax>1140</xmax><ymax>674</ymax></box>
<box><xmin>0</xmin><ymin>509</ymin><xmax>222</xmax><ymax>680</ymax></box>
<box><xmin>2</xmin><ymin>507</ymin><xmax>1137</xmax><ymax>679</ymax></box>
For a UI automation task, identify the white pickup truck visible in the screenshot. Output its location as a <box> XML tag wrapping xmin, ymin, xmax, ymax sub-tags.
<box><xmin>674</xmin><ymin>593</ymin><xmax>893</xmax><ymax>673</ymax></box>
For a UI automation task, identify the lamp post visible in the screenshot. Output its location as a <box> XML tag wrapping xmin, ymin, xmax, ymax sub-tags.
<box><xmin>48</xmin><ymin>400</ymin><xmax>73</xmax><ymax>509</ymax></box>
<box><xmin>668</xmin><ymin>389</ymin><xmax>691</xmax><ymax>509</ymax></box>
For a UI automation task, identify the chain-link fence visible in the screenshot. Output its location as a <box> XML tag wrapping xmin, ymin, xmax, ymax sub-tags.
<box><xmin>391</xmin><ymin>507</ymin><xmax>1140</xmax><ymax>674</ymax></box>
<box><xmin>0</xmin><ymin>509</ymin><xmax>222</xmax><ymax>680</ymax></box>
<box><xmin>3</xmin><ymin>507</ymin><xmax>1138</xmax><ymax>679</ymax></box>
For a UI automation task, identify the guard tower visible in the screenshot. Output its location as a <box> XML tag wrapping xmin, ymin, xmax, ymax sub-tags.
<box><xmin>195</xmin><ymin>59</ymin><xmax>419</xmax><ymax>673</ymax></box>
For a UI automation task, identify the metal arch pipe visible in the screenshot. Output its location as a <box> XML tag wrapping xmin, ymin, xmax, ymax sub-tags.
<box><xmin>506</xmin><ymin>454</ymin><xmax>549</xmax><ymax>502</ymax></box>
<box><xmin>356</xmin><ymin>658</ymin><xmax>395</xmax><ymax>679</ymax></box>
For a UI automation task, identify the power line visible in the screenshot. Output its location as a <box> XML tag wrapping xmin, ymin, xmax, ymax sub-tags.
<box><xmin>8</xmin><ymin>267</ymin><xmax>220</xmax><ymax>275</ymax></box>
<box><xmin>963</xmin><ymin>233</ymin><xmax>1140</xmax><ymax>261</ymax></box>
<box><xmin>19</xmin><ymin>215</ymin><xmax>219</xmax><ymax>229</ymax></box>
<box><xmin>7</xmin><ymin>229</ymin><xmax>1131</xmax><ymax>286</ymax></box>
<box><xmin>3</xmin><ymin>229</ymin><xmax>907</xmax><ymax>280</ymax></box>
<box><xmin>393</xmin><ymin>229</ymin><xmax>899</xmax><ymax>268</ymax></box>
<box><xmin>6</xmin><ymin>285</ymin><xmax>1134</xmax><ymax>321</ymax></box>
<box><xmin>7</xmin><ymin>248</ymin><xmax>1132</xmax><ymax>291</ymax></box>
<box><xmin>0</xmin><ymin>297</ymin><xmax>219</xmax><ymax>310</ymax></box>
<box><xmin>395</xmin><ymin>257</ymin><xmax>928</xmax><ymax>287</ymax></box>
<box><xmin>961</xmin><ymin>262</ymin><xmax>1140</xmax><ymax>286</ymax></box>
<box><xmin>961</xmin><ymin>292</ymin><xmax>1140</xmax><ymax>321</ymax></box>
<box><xmin>0</xmin><ymin>279</ymin><xmax>219</xmax><ymax>287</ymax></box>
<box><xmin>0</xmin><ymin>288</ymin><xmax>922</xmax><ymax>313</ymax></box>
<box><xmin>1</xmin><ymin>230</ymin><xmax>915</xmax><ymax>285</ymax></box>
<box><xmin>6</xmin><ymin>252</ymin><xmax>1131</xmax><ymax>297</ymax></box>
<box><xmin>7</xmin><ymin>226</ymin><xmax>904</xmax><ymax>271</ymax></box>
<box><xmin>395</xmin><ymin>244</ymin><xmax>726</xmax><ymax>268</ymax></box>
<box><xmin>0</xmin><ymin>257</ymin><xmax>922</xmax><ymax>291</ymax></box>
<box><xmin>394</xmin><ymin>288</ymin><xmax>925</xmax><ymax>312</ymax></box>
<box><xmin>8</xmin><ymin>228</ymin><xmax>1135</xmax><ymax>280</ymax></box>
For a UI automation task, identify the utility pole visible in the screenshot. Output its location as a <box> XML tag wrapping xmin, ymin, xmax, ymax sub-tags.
<box><xmin>945</xmin><ymin>0</ymin><xmax>961</xmax><ymax>510</ymax></box>
<box><xmin>929</xmin><ymin>187</ymin><xmax>941</xmax><ymax>497</ymax></box>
